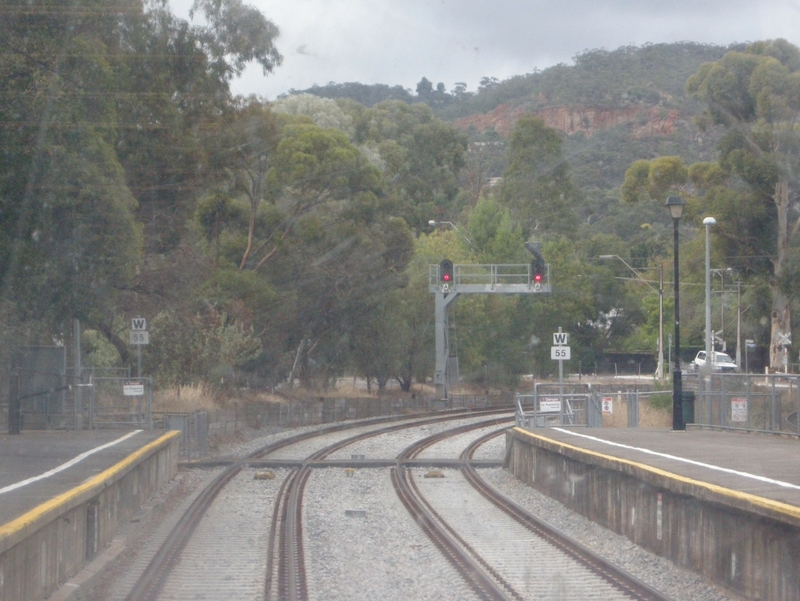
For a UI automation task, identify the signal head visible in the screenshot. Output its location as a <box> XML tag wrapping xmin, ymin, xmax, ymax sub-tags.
<box><xmin>439</xmin><ymin>259</ymin><xmax>454</xmax><ymax>284</ymax></box>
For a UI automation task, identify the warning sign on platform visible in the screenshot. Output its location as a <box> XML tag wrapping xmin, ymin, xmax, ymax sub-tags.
<box><xmin>123</xmin><ymin>380</ymin><xmax>145</xmax><ymax>396</ymax></box>
<box><xmin>539</xmin><ymin>397</ymin><xmax>561</xmax><ymax>413</ymax></box>
<box><xmin>602</xmin><ymin>396</ymin><xmax>613</xmax><ymax>414</ymax></box>
<box><xmin>731</xmin><ymin>398</ymin><xmax>747</xmax><ymax>422</ymax></box>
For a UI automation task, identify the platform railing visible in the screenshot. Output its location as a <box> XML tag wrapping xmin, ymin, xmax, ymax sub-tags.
<box><xmin>514</xmin><ymin>384</ymin><xmax>598</xmax><ymax>428</ymax></box>
<box><xmin>684</xmin><ymin>372</ymin><xmax>800</xmax><ymax>435</ymax></box>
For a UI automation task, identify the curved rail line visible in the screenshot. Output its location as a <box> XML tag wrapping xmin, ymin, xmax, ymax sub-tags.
<box><xmin>460</xmin><ymin>430</ymin><xmax>676</xmax><ymax>601</ymax></box>
<box><xmin>394</xmin><ymin>419</ymin><xmax>521</xmax><ymax>600</ymax></box>
<box><xmin>388</xmin><ymin>424</ymin><xmax>676</xmax><ymax>601</ymax></box>
<box><xmin>269</xmin><ymin>412</ymin><xmax>513</xmax><ymax>601</ymax></box>
<box><xmin>124</xmin><ymin>407</ymin><xmax>509</xmax><ymax>601</ymax></box>
<box><xmin>390</xmin><ymin>465</ymin><xmax>513</xmax><ymax>601</ymax></box>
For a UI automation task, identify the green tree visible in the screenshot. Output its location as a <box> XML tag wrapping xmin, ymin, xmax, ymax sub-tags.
<box><xmin>621</xmin><ymin>156</ymin><xmax>689</xmax><ymax>203</ymax></box>
<box><xmin>144</xmin><ymin>308</ymin><xmax>261</xmax><ymax>386</ymax></box>
<box><xmin>349</xmin><ymin>101</ymin><xmax>468</xmax><ymax>231</ymax></box>
<box><xmin>500</xmin><ymin>117</ymin><xmax>582</xmax><ymax>238</ymax></box>
<box><xmin>0</xmin><ymin>0</ymin><xmax>143</xmax><ymax>338</ymax></box>
<box><xmin>272</xmin><ymin>94</ymin><xmax>355</xmax><ymax>136</ymax></box>
<box><xmin>686</xmin><ymin>39</ymin><xmax>800</xmax><ymax>367</ymax></box>
<box><xmin>204</xmin><ymin>102</ymin><xmax>282</xmax><ymax>269</ymax></box>
<box><xmin>112</xmin><ymin>0</ymin><xmax>281</xmax><ymax>254</ymax></box>
<box><xmin>467</xmin><ymin>196</ymin><xmax>526</xmax><ymax>263</ymax></box>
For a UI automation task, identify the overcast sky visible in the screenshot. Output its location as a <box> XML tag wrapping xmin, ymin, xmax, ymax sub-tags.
<box><xmin>172</xmin><ymin>0</ymin><xmax>800</xmax><ymax>100</ymax></box>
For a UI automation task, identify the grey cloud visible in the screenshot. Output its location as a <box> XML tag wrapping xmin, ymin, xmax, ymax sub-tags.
<box><xmin>222</xmin><ymin>0</ymin><xmax>800</xmax><ymax>98</ymax></box>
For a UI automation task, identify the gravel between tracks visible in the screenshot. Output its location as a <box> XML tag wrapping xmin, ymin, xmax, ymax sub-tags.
<box><xmin>304</xmin><ymin>468</ymin><xmax>480</xmax><ymax>601</ymax></box>
<box><xmin>94</xmin><ymin>420</ymin><xmax>737</xmax><ymax>601</ymax></box>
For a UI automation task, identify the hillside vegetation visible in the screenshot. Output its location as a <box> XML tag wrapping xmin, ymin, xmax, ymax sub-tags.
<box><xmin>298</xmin><ymin>43</ymin><xmax>734</xmax><ymax>187</ymax></box>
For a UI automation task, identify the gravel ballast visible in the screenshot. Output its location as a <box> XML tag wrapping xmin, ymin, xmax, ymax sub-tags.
<box><xmin>96</xmin><ymin>418</ymin><xmax>737</xmax><ymax>601</ymax></box>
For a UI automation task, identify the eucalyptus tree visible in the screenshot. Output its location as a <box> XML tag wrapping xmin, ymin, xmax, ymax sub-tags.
<box><xmin>349</xmin><ymin>100</ymin><xmax>468</xmax><ymax>232</ymax></box>
<box><xmin>686</xmin><ymin>39</ymin><xmax>800</xmax><ymax>367</ymax></box>
<box><xmin>113</xmin><ymin>0</ymin><xmax>282</xmax><ymax>254</ymax></box>
<box><xmin>500</xmin><ymin>116</ymin><xmax>582</xmax><ymax>238</ymax></box>
<box><xmin>197</xmin><ymin>114</ymin><xmax>416</xmax><ymax>387</ymax></box>
<box><xmin>0</xmin><ymin>0</ymin><xmax>143</xmax><ymax>349</ymax></box>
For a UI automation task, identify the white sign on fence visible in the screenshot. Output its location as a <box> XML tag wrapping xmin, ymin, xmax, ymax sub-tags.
<box><xmin>539</xmin><ymin>397</ymin><xmax>562</xmax><ymax>413</ymax></box>
<box><xmin>731</xmin><ymin>398</ymin><xmax>748</xmax><ymax>422</ymax></box>
<box><xmin>123</xmin><ymin>380</ymin><xmax>145</xmax><ymax>396</ymax></box>
<box><xmin>602</xmin><ymin>396</ymin><xmax>613</xmax><ymax>414</ymax></box>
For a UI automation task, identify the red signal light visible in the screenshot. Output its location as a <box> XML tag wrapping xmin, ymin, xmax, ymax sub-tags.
<box><xmin>439</xmin><ymin>259</ymin><xmax>454</xmax><ymax>284</ymax></box>
<box><xmin>533</xmin><ymin>273</ymin><xmax>542</xmax><ymax>283</ymax></box>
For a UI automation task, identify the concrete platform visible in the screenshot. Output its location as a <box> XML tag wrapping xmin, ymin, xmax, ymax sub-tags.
<box><xmin>520</xmin><ymin>426</ymin><xmax>800</xmax><ymax>517</ymax></box>
<box><xmin>0</xmin><ymin>430</ymin><xmax>170</xmax><ymax>527</ymax></box>
<box><xmin>505</xmin><ymin>426</ymin><xmax>800</xmax><ymax>601</ymax></box>
<box><xmin>0</xmin><ymin>429</ymin><xmax>180</xmax><ymax>601</ymax></box>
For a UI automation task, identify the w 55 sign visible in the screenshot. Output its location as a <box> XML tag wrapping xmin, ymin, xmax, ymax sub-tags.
<box><xmin>551</xmin><ymin>330</ymin><xmax>570</xmax><ymax>360</ymax></box>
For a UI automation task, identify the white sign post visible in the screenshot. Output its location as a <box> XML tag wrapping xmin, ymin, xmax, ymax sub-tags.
<box><xmin>552</xmin><ymin>328</ymin><xmax>570</xmax><ymax>405</ymax></box>
<box><xmin>130</xmin><ymin>317</ymin><xmax>149</xmax><ymax>377</ymax></box>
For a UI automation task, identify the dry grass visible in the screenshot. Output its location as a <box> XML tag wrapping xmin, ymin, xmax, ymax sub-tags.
<box><xmin>601</xmin><ymin>393</ymin><xmax>671</xmax><ymax>428</ymax></box>
<box><xmin>153</xmin><ymin>382</ymin><xmax>425</xmax><ymax>414</ymax></box>
<box><xmin>153</xmin><ymin>383</ymin><xmax>220</xmax><ymax>413</ymax></box>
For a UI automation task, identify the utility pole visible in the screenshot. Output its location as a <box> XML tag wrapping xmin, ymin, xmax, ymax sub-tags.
<box><xmin>736</xmin><ymin>280</ymin><xmax>742</xmax><ymax>369</ymax></box>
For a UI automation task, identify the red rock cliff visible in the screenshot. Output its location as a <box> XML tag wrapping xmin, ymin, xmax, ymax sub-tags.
<box><xmin>455</xmin><ymin>103</ymin><xmax>680</xmax><ymax>138</ymax></box>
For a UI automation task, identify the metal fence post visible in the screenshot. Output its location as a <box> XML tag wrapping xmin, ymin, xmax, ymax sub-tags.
<box><xmin>147</xmin><ymin>377</ymin><xmax>153</xmax><ymax>430</ymax></box>
<box><xmin>771</xmin><ymin>377</ymin><xmax>778</xmax><ymax>431</ymax></box>
<box><xmin>746</xmin><ymin>374</ymin><xmax>752</xmax><ymax>430</ymax></box>
<box><xmin>796</xmin><ymin>377</ymin><xmax>800</xmax><ymax>435</ymax></box>
<box><xmin>89</xmin><ymin>374</ymin><xmax>95</xmax><ymax>429</ymax></box>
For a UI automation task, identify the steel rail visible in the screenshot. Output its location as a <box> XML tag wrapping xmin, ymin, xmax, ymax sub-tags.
<box><xmin>123</xmin><ymin>466</ymin><xmax>241</xmax><ymax>601</ymax></box>
<box><xmin>124</xmin><ymin>407</ymin><xmax>514</xmax><ymax>601</ymax></box>
<box><xmin>125</xmin><ymin>409</ymin><xmax>489</xmax><ymax>601</ymax></box>
<box><xmin>271</xmin><ymin>412</ymin><xmax>513</xmax><ymax>601</ymax></box>
<box><xmin>264</xmin><ymin>469</ymin><xmax>292</xmax><ymax>601</ymax></box>
<box><xmin>390</xmin><ymin>466</ymin><xmax>513</xmax><ymax>601</ymax></box>
<box><xmin>460</xmin><ymin>430</ymin><xmax>676</xmax><ymax>601</ymax></box>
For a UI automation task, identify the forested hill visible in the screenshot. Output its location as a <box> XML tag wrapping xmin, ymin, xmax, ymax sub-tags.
<box><xmin>292</xmin><ymin>42</ymin><xmax>736</xmax><ymax>188</ymax></box>
<box><xmin>293</xmin><ymin>42</ymin><xmax>733</xmax><ymax>117</ymax></box>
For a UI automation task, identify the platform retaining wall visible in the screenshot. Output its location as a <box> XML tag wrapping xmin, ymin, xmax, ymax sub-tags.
<box><xmin>0</xmin><ymin>431</ymin><xmax>180</xmax><ymax>601</ymax></box>
<box><xmin>505</xmin><ymin>427</ymin><xmax>800</xmax><ymax>601</ymax></box>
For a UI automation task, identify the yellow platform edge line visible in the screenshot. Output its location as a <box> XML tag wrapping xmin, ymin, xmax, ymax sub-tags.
<box><xmin>512</xmin><ymin>427</ymin><xmax>800</xmax><ymax>521</ymax></box>
<box><xmin>0</xmin><ymin>430</ymin><xmax>181</xmax><ymax>542</ymax></box>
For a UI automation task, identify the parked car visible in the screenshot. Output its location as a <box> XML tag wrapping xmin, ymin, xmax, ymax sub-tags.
<box><xmin>690</xmin><ymin>351</ymin><xmax>739</xmax><ymax>373</ymax></box>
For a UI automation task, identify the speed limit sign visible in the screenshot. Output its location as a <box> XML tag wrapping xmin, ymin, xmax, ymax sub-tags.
<box><xmin>551</xmin><ymin>346</ymin><xmax>571</xmax><ymax>360</ymax></box>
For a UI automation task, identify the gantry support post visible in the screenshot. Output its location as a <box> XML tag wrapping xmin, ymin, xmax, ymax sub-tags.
<box><xmin>434</xmin><ymin>290</ymin><xmax>461</xmax><ymax>400</ymax></box>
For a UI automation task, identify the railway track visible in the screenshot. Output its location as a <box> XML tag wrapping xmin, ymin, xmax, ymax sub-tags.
<box><xmin>391</xmin><ymin>426</ymin><xmax>675</xmax><ymax>601</ymax></box>
<box><xmin>123</xmin><ymin>408</ymin><xmax>506</xmax><ymax>601</ymax></box>
<box><xmin>121</xmin><ymin>409</ymin><xmax>678</xmax><ymax>601</ymax></box>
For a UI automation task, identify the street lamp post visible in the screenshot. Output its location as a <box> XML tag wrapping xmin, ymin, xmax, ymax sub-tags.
<box><xmin>703</xmin><ymin>217</ymin><xmax>716</xmax><ymax>371</ymax></box>
<box><xmin>599</xmin><ymin>255</ymin><xmax>664</xmax><ymax>381</ymax></box>
<box><xmin>428</xmin><ymin>220</ymin><xmax>472</xmax><ymax>246</ymax></box>
<box><xmin>666</xmin><ymin>196</ymin><xmax>686</xmax><ymax>431</ymax></box>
